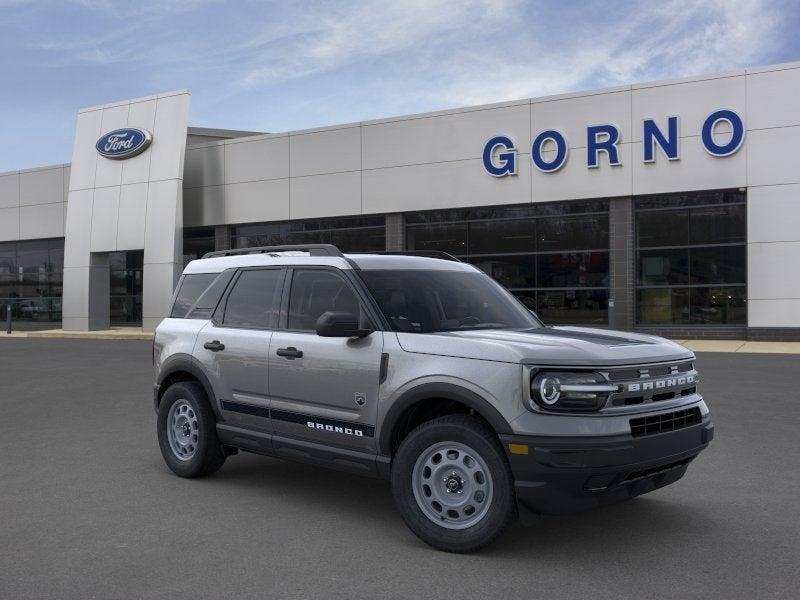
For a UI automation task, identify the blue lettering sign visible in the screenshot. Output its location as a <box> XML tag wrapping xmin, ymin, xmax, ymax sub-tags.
<box><xmin>701</xmin><ymin>109</ymin><xmax>745</xmax><ymax>157</ymax></box>
<box><xmin>531</xmin><ymin>130</ymin><xmax>568</xmax><ymax>173</ymax></box>
<box><xmin>643</xmin><ymin>116</ymin><xmax>679</xmax><ymax>162</ymax></box>
<box><xmin>482</xmin><ymin>136</ymin><xmax>517</xmax><ymax>176</ymax></box>
<box><xmin>587</xmin><ymin>124</ymin><xmax>621</xmax><ymax>168</ymax></box>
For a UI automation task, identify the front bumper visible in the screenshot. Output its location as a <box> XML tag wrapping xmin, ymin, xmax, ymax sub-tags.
<box><xmin>500</xmin><ymin>415</ymin><xmax>713</xmax><ymax>517</ymax></box>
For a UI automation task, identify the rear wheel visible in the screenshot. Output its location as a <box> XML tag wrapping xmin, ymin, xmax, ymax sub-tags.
<box><xmin>157</xmin><ymin>381</ymin><xmax>225</xmax><ymax>478</ymax></box>
<box><xmin>391</xmin><ymin>414</ymin><xmax>517</xmax><ymax>552</ymax></box>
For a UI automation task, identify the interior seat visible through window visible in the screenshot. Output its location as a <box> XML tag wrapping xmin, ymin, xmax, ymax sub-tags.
<box><xmin>287</xmin><ymin>270</ymin><xmax>362</xmax><ymax>331</ymax></box>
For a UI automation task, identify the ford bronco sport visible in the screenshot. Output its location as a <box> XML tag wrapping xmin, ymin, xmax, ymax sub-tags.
<box><xmin>153</xmin><ymin>244</ymin><xmax>713</xmax><ymax>552</ymax></box>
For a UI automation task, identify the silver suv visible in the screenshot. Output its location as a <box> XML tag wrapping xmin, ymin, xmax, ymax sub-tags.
<box><xmin>153</xmin><ymin>244</ymin><xmax>713</xmax><ymax>552</ymax></box>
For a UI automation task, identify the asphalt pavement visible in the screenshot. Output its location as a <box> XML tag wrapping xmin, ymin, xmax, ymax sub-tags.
<box><xmin>0</xmin><ymin>338</ymin><xmax>798</xmax><ymax>599</ymax></box>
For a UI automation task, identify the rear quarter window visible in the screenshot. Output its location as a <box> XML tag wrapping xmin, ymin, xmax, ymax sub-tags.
<box><xmin>171</xmin><ymin>273</ymin><xmax>220</xmax><ymax>318</ymax></box>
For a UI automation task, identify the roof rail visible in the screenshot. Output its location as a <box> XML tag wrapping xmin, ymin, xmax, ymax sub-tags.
<box><xmin>351</xmin><ymin>250</ymin><xmax>462</xmax><ymax>262</ymax></box>
<box><xmin>202</xmin><ymin>244</ymin><xmax>345</xmax><ymax>259</ymax></box>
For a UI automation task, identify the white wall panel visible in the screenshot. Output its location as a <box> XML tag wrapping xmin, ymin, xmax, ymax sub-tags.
<box><xmin>290</xmin><ymin>172</ymin><xmax>361</xmax><ymax>219</ymax></box>
<box><xmin>19</xmin><ymin>203</ymin><xmax>64</xmax><ymax>240</ymax></box>
<box><xmin>0</xmin><ymin>207</ymin><xmax>19</xmax><ymax>240</ymax></box>
<box><xmin>69</xmin><ymin>109</ymin><xmax>103</xmax><ymax>191</ymax></box>
<box><xmin>89</xmin><ymin>187</ymin><xmax>120</xmax><ymax>251</ymax></box>
<box><xmin>533</xmin><ymin>144</ymin><xmax>632</xmax><ymax>202</ymax></box>
<box><xmin>121</xmin><ymin>100</ymin><xmax>157</xmax><ymax>185</ymax></box>
<box><xmin>748</xmin><ymin>299</ymin><xmax>800</xmax><ymax>327</ymax></box>
<box><xmin>290</xmin><ymin>126</ymin><xmax>360</xmax><ymax>177</ymax></box>
<box><xmin>143</xmin><ymin>179</ymin><xmax>181</xmax><ymax>264</ymax></box>
<box><xmin>224</xmin><ymin>178</ymin><xmax>289</xmax><ymax>225</ymax></box>
<box><xmin>184</xmin><ymin>185</ymin><xmax>225</xmax><ymax>228</ymax></box>
<box><xmin>149</xmin><ymin>94</ymin><xmax>190</xmax><ymax>182</ymax></box>
<box><xmin>225</xmin><ymin>136</ymin><xmax>288</xmax><ymax>183</ymax></box>
<box><xmin>184</xmin><ymin>144</ymin><xmax>224</xmax><ymax>188</ymax></box>
<box><xmin>94</xmin><ymin>104</ymin><xmax>128</xmax><ymax>189</ymax></box>
<box><xmin>748</xmin><ymin>242</ymin><xmax>800</xmax><ymax>300</ymax></box>
<box><xmin>0</xmin><ymin>173</ymin><xmax>19</xmax><ymax>209</ymax></box>
<box><xmin>363</xmin><ymin>158</ymin><xmax>530</xmax><ymax>215</ymax></box>
<box><xmin>632</xmin><ymin>136</ymin><xmax>747</xmax><ymax>194</ymax></box>
<box><xmin>363</xmin><ymin>103</ymin><xmax>530</xmax><ymax>169</ymax></box>
<box><xmin>747</xmin><ymin>184</ymin><xmax>800</xmax><ymax>243</ymax></box>
<box><xmin>747</xmin><ymin>126</ymin><xmax>800</xmax><ymax>187</ymax></box>
<box><xmin>117</xmin><ymin>183</ymin><xmax>148</xmax><ymax>250</ymax></box>
<box><xmin>746</xmin><ymin>68</ymin><xmax>800</xmax><ymax>130</ymax></box>
<box><xmin>19</xmin><ymin>167</ymin><xmax>63</xmax><ymax>206</ymax></box>
<box><xmin>63</xmin><ymin>189</ymin><xmax>93</xmax><ymax>268</ymax></box>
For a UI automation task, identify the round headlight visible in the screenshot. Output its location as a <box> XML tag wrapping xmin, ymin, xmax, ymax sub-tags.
<box><xmin>538</xmin><ymin>376</ymin><xmax>561</xmax><ymax>405</ymax></box>
<box><xmin>530</xmin><ymin>370</ymin><xmax>616</xmax><ymax>411</ymax></box>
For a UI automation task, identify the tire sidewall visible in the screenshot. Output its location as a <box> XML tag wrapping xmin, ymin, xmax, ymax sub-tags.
<box><xmin>157</xmin><ymin>382</ymin><xmax>222</xmax><ymax>478</ymax></box>
<box><xmin>391</xmin><ymin>416</ymin><xmax>516</xmax><ymax>552</ymax></box>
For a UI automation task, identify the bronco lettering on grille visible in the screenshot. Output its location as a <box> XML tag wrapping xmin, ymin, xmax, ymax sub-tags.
<box><xmin>627</xmin><ymin>374</ymin><xmax>695</xmax><ymax>393</ymax></box>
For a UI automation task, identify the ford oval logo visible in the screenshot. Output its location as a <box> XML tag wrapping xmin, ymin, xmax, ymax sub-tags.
<box><xmin>95</xmin><ymin>128</ymin><xmax>152</xmax><ymax>160</ymax></box>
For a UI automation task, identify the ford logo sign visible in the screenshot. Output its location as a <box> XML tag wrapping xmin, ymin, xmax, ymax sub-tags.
<box><xmin>96</xmin><ymin>128</ymin><xmax>152</xmax><ymax>160</ymax></box>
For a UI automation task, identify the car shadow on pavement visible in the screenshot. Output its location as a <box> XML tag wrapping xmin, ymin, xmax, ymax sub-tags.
<box><xmin>180</xmin><ymin>451</ymin><xmax>716</xmax><ymax>557</ymax></box>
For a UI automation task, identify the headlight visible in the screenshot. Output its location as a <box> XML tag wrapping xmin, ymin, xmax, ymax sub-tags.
<box><xmin>529</xmin><ymin>371</ymin><xmax>618</xmax><ymax>412</ymax></box>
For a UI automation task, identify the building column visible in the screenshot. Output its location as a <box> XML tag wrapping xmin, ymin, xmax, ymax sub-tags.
<box><xmin>609</xmin><ymin>197</ymin><xmax>634</xmax><ymax>331</ymax></box>
<box><xmin>385</xmin><ymin>213</ymin><xmax>405</xmax><ymax>251</ymax></box>
<box><xmin>214</xmin><ymin>225</ymin><xmax>231</xmax><ymax>251</ymax></box>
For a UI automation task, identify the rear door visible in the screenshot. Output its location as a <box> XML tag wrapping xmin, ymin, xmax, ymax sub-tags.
<box><xmin>195</xmin><ymin>267</ymin><xmax>285</xmax><ymax>432</ymax></box>
<box><xmin>268</xmin><ymin>267</ymin><xmax>384</xmax><ymax>452</ymax></box>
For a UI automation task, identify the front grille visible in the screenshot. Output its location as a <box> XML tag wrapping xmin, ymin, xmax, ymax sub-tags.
<box><xmin>629</xmin><ymin>407</ymin><xmax>702</xmax><ymax>437</ymax></box>
<box><xmin>608</xmin><ymin>361</ymin><xmax>693</xmax><ymax>382</ymax></box>
<box><xmin>608</xmin><ymin>361</ymin><xmax>698</xmax><ymax>407</ymax></box>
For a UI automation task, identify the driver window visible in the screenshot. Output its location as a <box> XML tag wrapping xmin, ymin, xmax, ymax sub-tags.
<box><xmin>287</xmin><ymin>270</ymin><xmax>362</xmax><ymax>331</ymax></box>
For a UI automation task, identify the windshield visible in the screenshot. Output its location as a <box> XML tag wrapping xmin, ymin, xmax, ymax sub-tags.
<box><xmin>359</xmin><ymin>269</ymin><xmax>543</xmax><ymax>333</ymax></box>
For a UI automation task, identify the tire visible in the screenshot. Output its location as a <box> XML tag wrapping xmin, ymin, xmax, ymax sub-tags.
<box><xmin>391</xmin><ymin>414</ymin><xmax>517</xmax><ymax>553</ymax></box>
<box><xmin>157</xmin><ymin>381</ymin><xmax>226</xmax><ymax>478</ymax></box>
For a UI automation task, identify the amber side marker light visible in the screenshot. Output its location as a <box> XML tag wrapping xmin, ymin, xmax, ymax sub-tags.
<box><xmin>508</xmin><ymin>443</ymin><xmax>529</xmax><ymax>455</ymax></box>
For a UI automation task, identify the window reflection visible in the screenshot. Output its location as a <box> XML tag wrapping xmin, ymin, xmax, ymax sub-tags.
<box><xmin>406</xmin><ymin>200</ymin><xmax>610</xmax><ymax>325</ymax></box>
<box><xmin>635</xmin><ymin>190</ymin><xmax>746</xmax><ymax>325</ymax></box>
<box><xmin>0</xmin><ymin>238</ymin><xmax>64</xmax><ymax>325</ymax></box>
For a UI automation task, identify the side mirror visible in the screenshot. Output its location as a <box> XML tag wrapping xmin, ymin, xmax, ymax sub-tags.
<box><xmin>315</xmin><ymin>311</ymin><xmax>373</xmax><ymax>338</ymax></box>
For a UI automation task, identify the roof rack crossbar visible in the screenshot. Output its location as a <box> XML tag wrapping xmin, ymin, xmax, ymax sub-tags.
<box><xmin>350</xmin><ymin>250</ymin><xmax>462</xmax><ymax>262</ymax></box>
<box><xmin>202</xmin><ymin>244</ymin><xmax>344</xmax><ymax>259</ymax></box>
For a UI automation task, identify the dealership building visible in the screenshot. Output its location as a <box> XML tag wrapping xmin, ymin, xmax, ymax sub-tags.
<box><xmin>1</xmin><ymin>60</ymin><xmax>799</xmax><ymax>338</ymax></box>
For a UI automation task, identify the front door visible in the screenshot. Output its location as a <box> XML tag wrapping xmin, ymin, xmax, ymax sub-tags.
<box><xmin>194</xmin><ymin>267</ymin><xmax>285</xmax><ymax>432</ymax></box>
<box><xmin>268</xmin><ymin>268</ymin><xmax>383</xmax><ymax>452</ymax></box>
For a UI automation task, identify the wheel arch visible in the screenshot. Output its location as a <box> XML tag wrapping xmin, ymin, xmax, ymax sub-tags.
<box><xmin>156</xmin><ymin>354</ymin><xmax>220</xmax><ymax>419</ymax></box>
<box><xmin>378</xmin><ymin>383</ymin><xmax>513</xmax><ymax>456</ymax></box>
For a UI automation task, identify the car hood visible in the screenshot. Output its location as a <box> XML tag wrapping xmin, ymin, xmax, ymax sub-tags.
<box><xmin>395</xmin><ymin>326</ymin><xmax>693</xmax><ymax>366</ymax></box>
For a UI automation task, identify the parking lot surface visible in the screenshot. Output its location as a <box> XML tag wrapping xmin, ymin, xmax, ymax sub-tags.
<box><xmin>0</xmin><ymin>338</ymin><xmax>798</xmax><ymax>599</ymax></box>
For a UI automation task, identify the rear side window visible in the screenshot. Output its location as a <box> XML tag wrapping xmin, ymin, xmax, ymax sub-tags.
<box><xmin>222</xmin><ymin>269</ymin><xmax>283</xmax><ymax>329</ymax></box>
<box><xmin>287</xmin><ymin>269</ymin><xmax>363</xmax><ymax>331</ymax></box>
<box><xmin>171</xmin><ymin>273</ymin><xmax>218</xmax><ymax>318</ymax></box>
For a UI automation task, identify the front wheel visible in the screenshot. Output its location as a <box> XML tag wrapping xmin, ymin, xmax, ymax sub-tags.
<box><xmin>391</xmin><ymin>414</ymin><xmax>517</xmax><ymax>552</ymax></box>
<box><xmin>157</xmin><ymin>381</ymin><xmax>226</xmax><ymax>478</ymax></box>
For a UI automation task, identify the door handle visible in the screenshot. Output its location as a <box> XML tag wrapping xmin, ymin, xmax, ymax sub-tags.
<box><xmin>203</xmin><ymin>340</ymin><xmax>225</xmax><ymax>352</ymax></box>
<box><xmin>276</xmin><ymin>346</ymin><xmax>303</xmax><ymax>359</ymax></box>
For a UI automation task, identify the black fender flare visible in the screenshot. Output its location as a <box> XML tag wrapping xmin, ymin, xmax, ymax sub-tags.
<box><xmin>378</xmin><ymin>382</ymin><xmax>513</xmax><ymax>455</ymax></box>
<box><xmin>156</xmin><ymin>354</ymin><xmax>221</xmax><ymax>420</ymax></box>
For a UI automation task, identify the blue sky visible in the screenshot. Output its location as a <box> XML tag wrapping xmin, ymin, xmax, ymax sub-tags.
<box><xmin>0</xmin><ymin>0</ymin><xmax>798</xmax><ymax>172</ymax></box>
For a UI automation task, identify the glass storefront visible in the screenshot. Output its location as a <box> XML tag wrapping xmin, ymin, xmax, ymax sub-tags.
<box><xmin>405</xmin><ymin>201</ymin><xmax>610</xmax><ymax>325</ymax></box>
<box><xmin>232</xmin><ymin>215</ymin><xmax>386</xmax><ymax>252</ymax></box>
<box><xmin>0</xmin><ymin>238</ymin><xmax>64</xmax><ymax>326</ymax></box>
<box><xmin>635</xmin><ymin>190</ymin><xmax>746</xmax><ymax>326</ymax></box>
<box><xmin>183</xmin><ymin>227</ymin><xmax>215</xmax><ymax>266</ymax></box>
<box><xmin>109</xmin><ymin>250</ymin><xmax>143</xmax><ymax>326</ymax></box>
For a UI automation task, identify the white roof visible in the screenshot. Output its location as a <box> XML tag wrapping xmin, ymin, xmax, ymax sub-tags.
<box><xmin>181</xmin><ymin>252</ymin><xmax>477</xmax><ymax>275</ymax></box>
